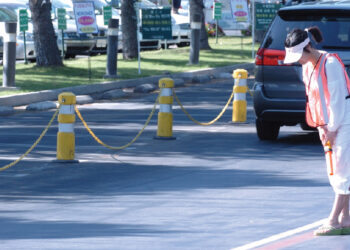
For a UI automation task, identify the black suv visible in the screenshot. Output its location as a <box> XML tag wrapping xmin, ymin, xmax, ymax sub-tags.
<box><xmin>253</xmin><ymin>1</ymin><xmax>350</xmax><ymax>140</ymax></box>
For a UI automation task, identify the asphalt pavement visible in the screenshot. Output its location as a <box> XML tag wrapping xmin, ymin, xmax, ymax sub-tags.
<box><xmin>0</xmin><ymin>74</ymin><xmax>349</xmax><ymax>249</ymax></box>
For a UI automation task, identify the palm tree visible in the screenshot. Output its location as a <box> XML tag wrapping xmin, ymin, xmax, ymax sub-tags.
<box><xmin>29</xmin><ymin>0</ymin><xmax>62</xmax><ymax>66</ymax></box>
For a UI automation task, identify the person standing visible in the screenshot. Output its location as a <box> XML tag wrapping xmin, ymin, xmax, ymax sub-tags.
<box><xmin>172</xmin><ymin>0</ymin><xmax>181</xmax><ymax>14</ymax></box>
<box><xmin>284</xmin><ymin>26</ymin><xmax>350</xmax><ymax>236</ymax></box>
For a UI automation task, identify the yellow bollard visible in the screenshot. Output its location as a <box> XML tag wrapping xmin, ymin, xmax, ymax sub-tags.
<box><xmin>155</xmin><ymin>78</ymin><xmax>176</xmax><ymax>140</ymax></box>
<box><xmin>56</xmin><ymin>92</ymin><xmax>79</xmax><ymax>163</ymax></box>
<box><xmin>232</xmin><ymin>69</ymin><xmax>248</xmax><ymax>122</ymax></box>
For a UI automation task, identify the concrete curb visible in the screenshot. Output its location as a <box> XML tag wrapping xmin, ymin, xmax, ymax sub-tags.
<box><xmin>76</xmin><ymin>95</ymin><xmax>94</xmax><ymax>105</ymax></box>
<box><xmin>214</xmin><ymin>72</ymin><xmax>233</xmax><ymax>79</ymax></box>
<box><xmin>192</xmin><ymin>75</ymin><xmax>212</xmax><ymax>83</ymax></box>
<box><xmin>133</xmin><ymin>83</ymin><xmax>157</xmax><ymax>93</ymax></box>
<box><xmin>0</xmin><ymin>106</ymin><xmax>15</xmax><ymax>115</ymax></box>
<box><xmin>173</xmin><ymin>78</ymin><xmax>186</xmax><ymax>87</ymax></box>
<box><xmin>26</xmin><ymin>101</ymin><xmax>58</xmax><ymax>111</ymax></box>
<box><xmin>0</xmin><ymin>63</ymin><xmax>254</xmax><ymax>107</ymax></box>
<box><xmin>99</xmin><ymin>89</ymin><xmax>129</xmax><ymax>100</ymax></box>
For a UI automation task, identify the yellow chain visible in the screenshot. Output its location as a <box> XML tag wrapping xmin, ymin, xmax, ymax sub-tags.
<box><xmin>75</xmin><ymin>93</ymin><xmax>159</xmax><ymax>150</ymax></box>
<box><xmin>0</xmin><ymin>108</ymin><xmax>60</xmax><ymax>172</ymax></box>
<box><xmin>173</xmin><ymin>89</ymin><xmax>235</xmax><ymax>126</ymax></box>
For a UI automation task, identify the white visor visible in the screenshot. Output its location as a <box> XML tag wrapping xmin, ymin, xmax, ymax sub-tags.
<box><xmin>284</xmin><ymin>37</ymin><xmax>310</xmax><ymax>64</ymax></box>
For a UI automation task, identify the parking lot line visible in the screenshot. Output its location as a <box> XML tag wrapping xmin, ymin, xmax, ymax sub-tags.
<box><xmin>231</xmin><ymin>218</ymin><xmax>326</xmax><ymax>250</ymax></box>
<box><xmin>254</xmin><ymin>231</ymin><xmax>314</xmax><ymax>250</ymax></box>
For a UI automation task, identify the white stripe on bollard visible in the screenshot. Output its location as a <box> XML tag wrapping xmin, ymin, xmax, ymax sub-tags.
<box><xmin>191</xmin><ymin>22</ymin><xmax>202</xmax><ymax>29</ymax></box>
<box><xmin>161</xmin><ymin>88</ymin><xmax>172</xmax><ymax>96</ymax></box>
<box><xmin>235</xmin><ymin>78</ymin><xmax>247</xmax><ymax>87</ymax></box>
<box><xmin>160</xmin><ymin>104</ymin><xmax>172</xmax><ymax>113</ymax></box>
<box><xmin>59</xmin><ymin>105</ymin><xmax>74</xmax><ymax>114</ymax></box>
<box><xmin>108</xmin><ymin>28</ymin><xmax>119</xmax><ymax>36</ymax></box>
<box><xmin>3</xmin><ymin>33</ymin><xmax>16</xmax><ymax>43</ymax></box>
<box><xmin>234</xmin><ymin>93</ymin><xmax>246</xmax><ymax>101</ymax></box>
<box><xmin>59</xmin><ymin>123</ymin><xmax>74</xmax><ymax>133</ymax></box>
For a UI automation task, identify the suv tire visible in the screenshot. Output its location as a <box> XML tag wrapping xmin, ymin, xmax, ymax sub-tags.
<box><xmin>256</xmin><ymin>118</ymin><xmax>280</xmax><ymax>140</ymax></box>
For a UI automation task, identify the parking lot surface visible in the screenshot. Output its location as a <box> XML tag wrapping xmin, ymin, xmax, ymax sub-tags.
<box><xmin>0</xmin><ymin>78</ymin><xmax>349</xmax><ymax>249</ymax></box>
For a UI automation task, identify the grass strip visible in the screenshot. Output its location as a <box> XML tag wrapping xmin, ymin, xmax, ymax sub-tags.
<box><xmin>0</xmin><ymin>36</ymin><xmax>258</xmax><ymax>96</ymax></box>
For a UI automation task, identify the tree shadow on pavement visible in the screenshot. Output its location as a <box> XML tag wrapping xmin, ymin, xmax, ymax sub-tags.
<box><xmin>0</xmin><ymin>217</ymin><xmax>184</xmax><ymax>240</ymax></box>
<box><xmin>0</xmin><ymin>157</ymin><xmax>328</xmax><ymax>199</ymax></box>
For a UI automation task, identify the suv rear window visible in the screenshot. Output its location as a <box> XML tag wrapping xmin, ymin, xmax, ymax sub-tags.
<box><xmin>262</xmin><ymin>10</ymin><xmax>350</xmax><ymax>51</ymax></box>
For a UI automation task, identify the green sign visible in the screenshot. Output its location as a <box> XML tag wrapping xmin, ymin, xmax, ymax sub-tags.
<box><xmin>213</xmin><ymin>2</ymin><xmax>222</xmax><ymax>20</ymax></box>
<box><xmin>103</xmin><ymin>6</ymin><xmax>112</xmax><ymax>25</ymax></box>
<box><xmin>19</xmin><ymin>9</ymin><xmax>28</xmax><ymax>32</ymax></box>
<box><xmin>141</xmin><ymin>8</ymin><xmax>172</xmax><ymax>40</ymax></box>
<box><xmin>255</xmin><ymin>3</ymin><xmax>281</xmax><ymax>30</ymax></box>
<box><xmin>57</xmin><ymin>8</ymin><xmax>67</xmax><ymax>30</ymax></box>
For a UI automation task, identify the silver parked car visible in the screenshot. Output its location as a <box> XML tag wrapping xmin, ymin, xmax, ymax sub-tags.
<box><xmin>253</xmin><ymin>1</ymin><xmax>350</xmax><ymax>140</ymax></box>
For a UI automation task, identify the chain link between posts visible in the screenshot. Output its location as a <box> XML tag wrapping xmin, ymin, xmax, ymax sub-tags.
<box><xmin>75</xmin><ymin>92</ymin><xmax>160</xmax><ymax>151</ymax></box>
<box><xmin>173</xmin><ymin>78</ymin><xmax>240</xmax><ymax>126</ymax></box>
<box><xmin>0</xmin><ymin>108</ymin><xmax>60</xmax><ymax>172</ymax></box>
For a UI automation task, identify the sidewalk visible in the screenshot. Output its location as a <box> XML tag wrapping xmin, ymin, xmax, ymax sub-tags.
<box><xmin>0</xmin><ymin>63</ymin><xmax>254</xmax><ymax>114</ymax></box>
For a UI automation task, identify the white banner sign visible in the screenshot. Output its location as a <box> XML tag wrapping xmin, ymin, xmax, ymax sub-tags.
<box><xmin>230</xmin><ymin>0</ymin><xmax>249</xmax><ymax>23</ymax></box>
<box><xmin>73</xmin><ymin>1</ymin><xmax>98</xmax><ymax>34</ymax></box>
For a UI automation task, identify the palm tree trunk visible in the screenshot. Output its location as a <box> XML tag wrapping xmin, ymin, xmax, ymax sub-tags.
<box><xmin>121</xmin><ymin>0</ymin><xmax>138</xmax><ymax>59</ymax></box>
<box><xmin>189</xmin><ymin>0</ymin><xmax>211</xmax><ymax>50</ymax></box>
<box><xmin>29</xmin><ymin>0</ymin><xmax>62</xmax><ymax>67</ymax></box>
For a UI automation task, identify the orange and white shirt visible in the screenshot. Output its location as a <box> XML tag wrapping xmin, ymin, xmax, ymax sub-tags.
<box><xmin>302</xmin><ymin>53</ymin><xmax>350</xmax><ymax>131</ymax></box>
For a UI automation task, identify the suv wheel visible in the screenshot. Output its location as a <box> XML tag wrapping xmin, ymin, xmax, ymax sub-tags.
<box><xmin>256</xmin><ymin>118</ymin><xmax>280</xmax><ymax>140</ymax></box>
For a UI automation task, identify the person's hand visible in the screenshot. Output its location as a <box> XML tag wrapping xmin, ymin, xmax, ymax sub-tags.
<box><xmin>326</xmin><ymin>131</ymin><xmax>337</xmax><ymax>146</ymax></box>
<box><xmin>318</xmin><ymin>126</ymin><xmax>337</xmax><ymax>146</ymax></box>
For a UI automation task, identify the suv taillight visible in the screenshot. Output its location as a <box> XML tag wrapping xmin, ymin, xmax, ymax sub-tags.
<box><xmin>255</xmin><ymin>48</ymin><xmax>289</xmax><ymax>66</ymax></box>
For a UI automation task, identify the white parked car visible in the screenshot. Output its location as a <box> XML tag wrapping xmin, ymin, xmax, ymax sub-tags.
<box><xmin>101</xmin><ymin>0</ymin><xmax>161</xmax><ymax>50</ymax></box>
<box><xmin>52</xmin><ymin>0</ymin><xmax>123</xmax><ymax>54</ymax></box>
<box><xmin>51</xmin><ymin>0</ymin><xmax>97</xmax><ymax>57</ymax></box>
<box><xmin>89</xmin><ymin>0</ymin><xmax>122</xmax><ymax>51</ymax></box>
<box><xmin>179</xmin><ymin>0</ymin><xmax>189</xmax><ymax>15</ymax></box>
<box><xmin>134</xmin><ymin>0</ymin><xmax>190</xmax><ymax>48</ymax></box>
<box><xmin>0</xmin><ymin>2</ymin><xmax>65</xmax><ymax>61</ymax></box>
<box><xmin>160</xmin><ymin>13</ymin><xmax>190</xmax><ymax>48</ymax></box>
